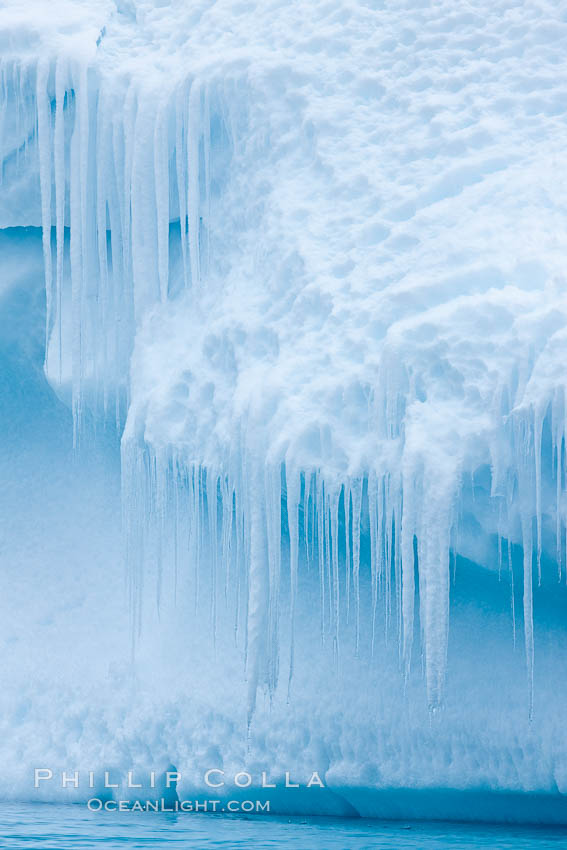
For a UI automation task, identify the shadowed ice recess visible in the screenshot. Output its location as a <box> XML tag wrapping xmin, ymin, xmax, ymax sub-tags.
<box><xmin>1</xmin><ymin>0</ymin><xmax>567</xmax><ymax>822</ymax></box>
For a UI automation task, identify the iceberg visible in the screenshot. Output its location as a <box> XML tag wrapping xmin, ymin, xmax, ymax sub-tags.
<box><xmin>1</xmin><ymin>0</ymin><xmax>567</xmax><ymax>822</ymax></box>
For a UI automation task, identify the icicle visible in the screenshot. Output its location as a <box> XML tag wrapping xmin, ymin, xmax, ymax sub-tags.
<box><xmin>497</xmin><ymin>504</ymin><xmax>503</xmax><ymax>581</ymax></box>
<box><xmin>246</xmin><ymin>464</ymin><xmax>269</xmax><ymax>724</ymax></box>
<box><xmin>154</xmin><ymin>100</ymin><xmax>170</xmax><ymax>302</ymax></box>
<box><xmin>265</xmin><ymin>464</ymin><xmax>282</xmax><ymax>696</ymax></box>
<box><xmin>564</xmin><ymin>407</ymin><xmax>567</xmax><ymax>586</ymax></box>
<box><xmin>384</xmin><ymin>477</ymin><xmax>392</xmax><ymax>637</ymax></box>
<box><xmin>351</xmin><ymin>478</ymin><xmax>362</xmax><ymax>656</ymax></box>
<box><xmin>188</xmin><ymin>467</ymin><xmax>198</xmax><ymax>612</ymax></box>
<box><xmin>175</xmin><ymin>83</ymin><xmax>189</xmax><ymax>288</ymax></box>
<box><xmin>508</xmin><ymin>536</ymin><xmax>516</xmax><ymax>648</ymax></box>
<box><xmin>368</xmin><ymin>474</ymin><xmax>378</xmax><ymax>655</ymax></box>
<box><xmin>69</xmin><ymin>68</ymin><xmax>83</xmax><ymax>444</ymax></box>
<box><xmin>304</xmin><ymin>472</ymin><xmax>313</xmax><ymax>571</ymax></box>
<box><xmin>392</xmin><ymin>477</ymin><xmax>402</xmax><ymax>647</ymax></box>
<box><xmin>187</xmin><ymin>77</ymin><xmax>201</xmax><ymax>288</ymax></box>
<box><xmin>207</xmin><ymin>470</ymin><xmax>218</xmax><ymax>645</ymax></box>
<box><xmin>552</xmin><ymin>389</ymin><xmax>564</xmax><ymax>580</ymax></box>
<box><xmin>78</xmin><ymin>64</ymin><xmax>90</xmax><ymax>385</ymax></box>
<box><xmin>317</xmin><ymin>475</ymin><xmax>326</xmax><ymax>641</ymax></box>
<box><xmin>172</xmin><ymin>456</ymin><xmax>181</xmax><ymax>603</ymax></box>
<box><xmin>53</xmin><ymin>56</ymin><xmax>66</xmax><ymax>384</ymax></box>
<box><xmin>242</xmin><ymin>473</ymin><xmax>251</xmax><ymax>657</ymax></box>
<box><xmin>534</xmin><ymin>405</ymin><xmax>544</xmax><ymax>586</ymax></box>
<box><xmin>154</xmin><ymin>450</ymin><xmax>167</xmax><ymax>617</ymax></box>
<box><xmin>95</xmin><ymin>85</ymin><xmax>109</xmax><ymax>416</ymax></box>
<box><xmin>131</xmin><ymin>93</ymin><xmax>160</xmax><ymax>320</ymax></box>
<box><xmin>330</xmin><ymin>487</ymin><xmax>340</xmax><ymax>656</ymax></box>
<box><xmin>286</xmin><ymin>466</ymin><xmax>300</xmax><ymax>692</ymax></box>
<box><xmin>309</xmin><ymin>472</ymin><xmax>315</xmax><ymax>568</ymax></box>
<box><xmin>0</xmin><ymin>64</ymin><xmax>5</xmax><ymax>186</ymax></box>
<box><xmin>221</xmin><ymin>478</ymin><xmax>233</xmax><ymax>603</ymax></box>
<box><xmin>235</xmin><ymin>478</ymin><xmax>244</xmax><ymax>643</ymax></box>
<box><xmin>344</xmin><ymin>480</ymin><xmax>351</xmax><ymax>624</ymax></box>
<box><xmin>36</xmin><ymin>57</ymin><xmax>53</xmax><ymax>356</ymax></box>
<box><xmin>323</xmin><ymin>484</ymin><xmax>331</xmax><ymax>633</ymax></box>
<box><xmin>521</xmin><ymin>512</ymin><xmax>534</xmax><ymax>720</ymax></box>
<box><xmin>110</xmin><ymin>90</ymin><xmax>126</xmax><ymax>285</ymax></box>
<box><xmin>203</xmin><ymin>83</ymin><xmax>211</xmax><ymax>274</ymax></box>
<box><xmin>121</xmin><ymin>82</ymin><xmax>137</xmax><ymax>309</ymax></box>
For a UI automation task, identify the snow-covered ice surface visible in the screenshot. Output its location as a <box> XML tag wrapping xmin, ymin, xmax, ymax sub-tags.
<box><xmin>2</xmin><ymin>0</ymin><xmax>567</xmax><ymax>822</ymax></box>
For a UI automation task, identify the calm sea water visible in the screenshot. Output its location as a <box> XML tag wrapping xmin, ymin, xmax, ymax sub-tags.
<box><xmin>0</xmin><ymin>804</ymin><xmax>566</xmax><ymax>849</ymax></box>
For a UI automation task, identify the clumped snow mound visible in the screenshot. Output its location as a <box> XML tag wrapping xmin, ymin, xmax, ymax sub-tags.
<box><xmin>2</xmin><ymin>0</ymin><xmax>567</xmax><ymax>806</ymax></box>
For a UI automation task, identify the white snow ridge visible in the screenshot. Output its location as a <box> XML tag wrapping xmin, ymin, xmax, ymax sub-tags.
<box><xmin>2</xmin><ymin>0</ymin><xmax>567</xmax><ymax>821</ymax></box>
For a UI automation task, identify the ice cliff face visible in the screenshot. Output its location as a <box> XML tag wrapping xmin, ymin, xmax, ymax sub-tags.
<box><xmin>2</xmin><ymin>0</ymin><xmax>567</xmax><ymax>815</ymax></box>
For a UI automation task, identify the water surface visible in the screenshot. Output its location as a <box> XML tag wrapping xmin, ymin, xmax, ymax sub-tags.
<box><xmin>1</xmin><ymin>803</ymin><xmax>566</xmax><ymax>848</ymax></box>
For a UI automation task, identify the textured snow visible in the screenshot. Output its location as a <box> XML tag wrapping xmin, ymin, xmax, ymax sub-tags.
<box><xmin>1</xmin><ymin>0</ymin><xmax>567</xmax><ymax>816</ymax></box>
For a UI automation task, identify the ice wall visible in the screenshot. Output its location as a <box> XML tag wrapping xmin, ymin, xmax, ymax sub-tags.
<box><xmin>2</xmin><ymin>0</ymin><xmax>567</xmax><ymax>732</ymax></box>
